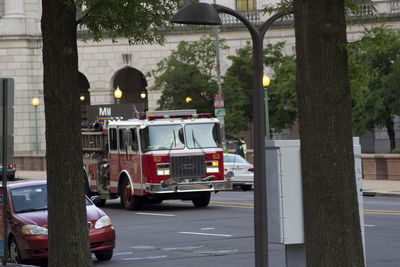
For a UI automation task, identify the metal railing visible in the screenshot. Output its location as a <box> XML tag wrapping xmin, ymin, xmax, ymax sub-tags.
<box><xmin>219</xmin><ymin>10</ymin><xmax>261</xmax><ymax>25</ymax></box>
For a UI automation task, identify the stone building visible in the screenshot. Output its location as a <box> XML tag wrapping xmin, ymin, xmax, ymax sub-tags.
<box><xmin>0</xmin><ymin>0</ymin><xmax>400</xmax><ymax>169</ymax></box>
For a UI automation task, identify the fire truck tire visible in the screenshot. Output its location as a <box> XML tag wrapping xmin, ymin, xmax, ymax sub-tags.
<box><xmin>240</xmin><ymin>185</ymin><xmax>252</xmax><ymax>191</ymax></box>
<box><xmin>119</xmin><ymin>177</ymin><xmax>143</xmax><ymax>210</ymax></box>
<box><xmin>192</xmin><ymin>192</ymin><xmax>211</xmax><ymax>207</ymax></box>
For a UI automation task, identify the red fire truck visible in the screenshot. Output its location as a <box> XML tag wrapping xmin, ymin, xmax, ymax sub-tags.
<box><xmin>82</xmin><ymin>110</ymin><xmax>232</xmax><ymax>210</ymax></box>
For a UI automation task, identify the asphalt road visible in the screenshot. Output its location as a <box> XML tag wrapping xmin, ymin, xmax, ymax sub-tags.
<box><xmin>92</xmin><ymin>190</ymin><xmax>400</xmax><ymax>267</ymax></box>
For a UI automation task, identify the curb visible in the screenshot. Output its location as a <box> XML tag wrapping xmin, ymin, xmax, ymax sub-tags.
<box><xmin>363</xmin><ymin>191</ymin><xmax>400</xmax><ymax>198</ymax></box>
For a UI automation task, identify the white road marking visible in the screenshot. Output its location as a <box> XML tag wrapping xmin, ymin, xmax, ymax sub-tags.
<box><xmin>130</xmin><ymin>245</ymin><xmax>156</xmax><ymax>250</ymax></box>
<box><xmin>178</xmin><ymin>231</ymin><xmax>232</xmax><ymax>237</ymax></box>
<box><xmin>161</xmin><ymin>245</ymin><xmax>204</xmax><ymax>251</ymax></box>
<box><xmin>136</xmin><ymin>212</ymin><xmax>176</xmax><ymax>217</ymax></box>
<box><xmin>195</xmin><ymin>249</ymin><xmax>239</xmax><ymax>254</ymax></box>
<box><xmin>114</xmin><ymin>252</ymin><xmax>133</xmax><ymax>256</ymax></box>
<box><xmin>365</xmin><ymin>224</ymin><xmax>376</xmax><ymax>227</ymax></box>
<box><xmin>122</xmin><ymin>255</ymin><xmax>168</xmax><ymax>261</ymax></box>
<box><xmin>201</xmin><ymin>227</ymin><xmax>215</xmax><ymax>231</ymax></box>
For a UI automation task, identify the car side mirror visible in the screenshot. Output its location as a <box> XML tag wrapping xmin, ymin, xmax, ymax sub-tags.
<box><xmin>90</xmin><ymin>195</ymin><xmax>102</xmax><ymax>205</ymax></box>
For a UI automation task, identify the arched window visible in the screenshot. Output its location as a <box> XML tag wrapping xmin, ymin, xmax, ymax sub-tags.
<box><xmin>112</xmin><ymin>67</ymin><xmax>148</xmax><ymax>112</ymax></box>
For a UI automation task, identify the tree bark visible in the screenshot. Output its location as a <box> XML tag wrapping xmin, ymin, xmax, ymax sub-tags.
<box><xmin>294</xmin><ymin>0</ymin><xmax>365</xmax><ymax>266</ymax></box>
<box><xmin>386</xmin><ymin>116</ymin><xmax>396</xmax><ymax>151</ymax></box>
<box><xmin>41</xmin><ymin>1</ymin><xmax>92</xmax><ymax>266</ymax></box>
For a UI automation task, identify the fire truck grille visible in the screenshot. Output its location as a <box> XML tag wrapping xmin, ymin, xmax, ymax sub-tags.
<box><xmin>170</xmin><ymin>155</ymin><xmax>205</xmax><ymax>180</ymax></box>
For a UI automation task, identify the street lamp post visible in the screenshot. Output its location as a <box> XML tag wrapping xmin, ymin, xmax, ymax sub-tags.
<box><xmin>172</xmin><ymin>4</ymin><xmax>289</xmax><ymax>267</ymax></box>
<box><xmin>114</xmin><ymin>86</ymin><xmax>122</xmax><ymax>104</ymax></box>
<box><xmin>263</xmin><ymin>74</ymin><xmax>271</xmax><ymax>139</ymax></box>
<box><xmin>31</xmin><ymin>97</ymin><xmax>40</xmax><ymax>155</ymax></box>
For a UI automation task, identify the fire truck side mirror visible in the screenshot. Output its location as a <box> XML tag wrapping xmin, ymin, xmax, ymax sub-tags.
<box><xmin>225</xmin><ymin>170</ymin><xmax>234</xmax><ymax>180</ymax></box>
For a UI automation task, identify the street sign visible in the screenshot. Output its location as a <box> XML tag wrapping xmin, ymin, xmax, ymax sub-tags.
<box><xmin>215</xmin><ymin>108</ymin><xmax>225</xmax><ymax>117</ymax></box>
<box><xmin>213</xmin><ymin>93</ymin><xmax>224</xmax><ymax>109</ymax></box>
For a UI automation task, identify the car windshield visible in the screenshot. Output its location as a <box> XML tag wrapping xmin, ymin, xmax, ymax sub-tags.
<box><xmin>11</xmin><ymin>185</ymin><xmax>92</xmax><ymax>213</ymax></box>
<box><xmin>11</xmin><ymin>185</ymin><xmax>48</xmax><ymax>213</ymax></box>
<box><xmin>140</xmin><ymin>125</ymin><xmax>184</xmax><ymax>151</ymax></box>
<box><xmin>185</xmin><ymin>123</ymin><xmax>221</xmax><ymax>149</ymax></box>
<box><xmin>224</xmin><ymin>154</ymin><xmax>249</xmax><ymax>164</ymax></box>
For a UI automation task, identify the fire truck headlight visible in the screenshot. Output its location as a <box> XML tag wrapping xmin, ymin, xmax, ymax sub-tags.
<box><xmin>95</xmin><ymin>215</ymin><xmax>112</xmax><ymax>229</ymax></box>
<box><xmin>156</xmin><ymin>163</ymin><xmax>170</xmax><ymax>176</ymax></box>
<box><xmin>157</xmin><ymin>169</ymin><xmax>170</xmax><ymax>176</ymax></box>
<box><xmin>21</xmin><ymin>225</ymin><xmax>48</xmax><ymax>235</ymax></box>
<box><xmin>206</xmin><ymin>161</ymin><xmax>219</xmax><ymax>173</ymax></box>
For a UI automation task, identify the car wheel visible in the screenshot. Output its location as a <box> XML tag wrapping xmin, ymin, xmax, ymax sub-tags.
<box><xmin>9</xmin><ymin>237</ymin><xmax>20</xmax><ymax>264</ymax></box>
<box><xmin>119</xmin><ymin>177</ymin><xmax>142</xmax><ymax>210</ymax></box>
<box><xmin>95</xmin><ymin>249</ymin><xmax>113</xmax><ymax>261</ymax></box>
<box><xmin>192</xmin><ymin>192</ymin><xmax>211</xmax><ymax>207</ymax></box>
<box><xmin>240</xmin><ymin>185</ymin><xmax>252</xmax><ymax>191</ymax></box>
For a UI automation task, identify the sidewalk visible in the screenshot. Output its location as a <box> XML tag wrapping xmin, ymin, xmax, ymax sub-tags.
<box><xmin>12</xmin><ymin>171</ymin><xmax>400</xmax><ymax>198</ymax></box>
<box><xmin>362</xmin><ymin>179</ymin><xmax>400</xmax><ymax>197</ymax></box>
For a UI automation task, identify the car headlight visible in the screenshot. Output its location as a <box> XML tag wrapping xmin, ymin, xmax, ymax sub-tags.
<box><xmin>95</xmin><ymin>215</ymin><xmax>112</xmax><ymax>229</ymax></box>
<box><xmin>21</xmin><ymin>225</ymin><xmax>48</xmax><ymax>235</ymax></box>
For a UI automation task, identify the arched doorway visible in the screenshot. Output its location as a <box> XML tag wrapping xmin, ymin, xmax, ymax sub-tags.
<box><xmin>79</xmin><ymin>72</ymin><xmax>90</xmax><ymax>125</ymax></box>
<box><xmin>112</xmin><ymin>67</ymin><xmax>148</xmax><ymax>111</ymax></box>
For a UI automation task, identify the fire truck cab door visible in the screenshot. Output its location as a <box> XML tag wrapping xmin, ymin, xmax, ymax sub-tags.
<box><xmin>117</xmin><ymin>128</ymin><xmax>130</xmax><ymax>171</ymax></box>
<box><xmin>117</xmin><ymin>127</ymin><xmax>142</xmax><ymax>193</ymax></box>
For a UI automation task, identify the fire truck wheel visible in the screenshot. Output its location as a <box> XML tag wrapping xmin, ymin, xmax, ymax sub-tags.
<box><xmin>192</xmin><ymin>192</ymin><xmax>211</xmax><ymax>207</ymax></box>
<box><xmin>119</xmin><ymin>177</ymin><xmax>143</xmax><ymax>210</ymax></box>
<box><xmin>240</xmin><ymin>185</ymin><xmax>252</xmax><ymax>191</ymax></box>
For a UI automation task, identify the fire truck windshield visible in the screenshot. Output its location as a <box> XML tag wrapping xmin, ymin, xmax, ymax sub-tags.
<box><xmin>185</xmin><ymin>123</ymin><xmax>221</xmax><ymax>149</ymax></box>
<box><xmin>140</xmin><ymin>124</ymin><xmax>184</xmax><ymax>151</ymax></box>
<box><xmin>140</xmin><ymin>123</ymin><xmax>222</xmax><ymax>151</ymax></box>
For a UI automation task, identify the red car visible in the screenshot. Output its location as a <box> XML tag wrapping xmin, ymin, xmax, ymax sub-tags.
<box><xmin>6</xmin><ymin>180</ymin><xmax>115</xmax><ymax>265</ymax></box>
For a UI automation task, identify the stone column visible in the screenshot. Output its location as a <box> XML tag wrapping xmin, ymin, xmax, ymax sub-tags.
<box><xmin>4</xmin><ymin>0</ymin><xmax>25</xmax><ymax>18</ymax></box>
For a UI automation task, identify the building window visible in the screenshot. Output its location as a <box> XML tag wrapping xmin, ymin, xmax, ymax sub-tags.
<box><xmin>236</xmin><ymin>0</ymin><xmax>256</xmax><ymax>11</ymax></box>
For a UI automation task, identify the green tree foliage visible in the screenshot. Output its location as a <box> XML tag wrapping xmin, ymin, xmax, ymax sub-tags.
<box><xmin>223</xmin><ymin>42</ymin><xmax>296</xmax><ymax>136</ymax></box>
<box><xmin>348</xmin><ymin>26</ymin><xmax>400</xmax><ymax>149</ymax></box>
<box><xmin>269</xmin><ymin>54</ymin><xmax>297</xmax><ymax>132</ymax></box>
<box><xmin>149</xmin><ymin>35</ymin><xmax>229</xmax><ymax>113</ymax></box>
<box><xmin>222</xmin><ymin>75</ymin><xmax>248</xmax><ymax>135</ymax></box>
<box><xmin>77</xmin><ymin>0</ymin><xmax>182</xmax><ymax>44</ymax></box>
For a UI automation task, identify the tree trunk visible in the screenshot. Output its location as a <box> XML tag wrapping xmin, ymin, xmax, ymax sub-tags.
<box><xmin>41</xmin><ymin>1</ymin><xmax>92</xmax><ymax>266</ymax></box>
<box><xmin>386</xmin><ymin>116</ymin><xmax>396</xmax><ymax>151</ymax></box>
<box><xmin>293</xmin><ymin>1</ymin><xmax>365</xmax><ymax>266</ymax></box>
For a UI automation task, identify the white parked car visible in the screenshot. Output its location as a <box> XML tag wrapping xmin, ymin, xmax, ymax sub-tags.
<box><xmin>223</xmin><ymin>153</ymin><xmax>254</xmax><ymax>191</ymax></box>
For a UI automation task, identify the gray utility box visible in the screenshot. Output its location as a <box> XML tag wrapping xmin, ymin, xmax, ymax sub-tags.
<box><xmin>266</xmin><ymin>138</ymin><xmax>364</xmax><ymax>245</ymax></box>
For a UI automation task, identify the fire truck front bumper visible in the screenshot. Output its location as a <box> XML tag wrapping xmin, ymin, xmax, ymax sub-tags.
<box><xmin>145</xmin><ymin>179</ymin><xmax>232</xmax><ymax>194</ymax></box>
